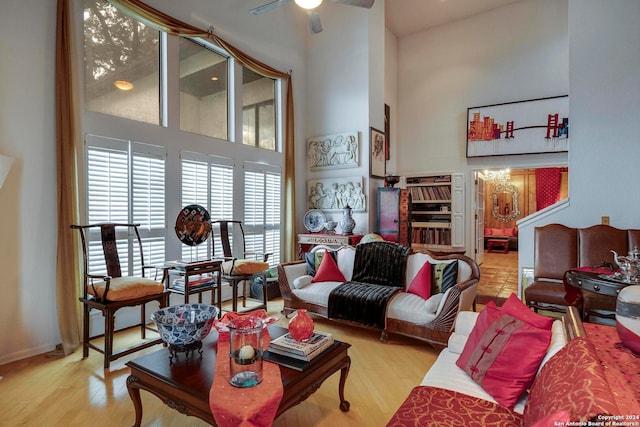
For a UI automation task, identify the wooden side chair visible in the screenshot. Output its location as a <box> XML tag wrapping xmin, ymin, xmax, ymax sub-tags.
<box><xmin>71</xmin><ymin>223</ymin><xmax>170</xmax><ymax>369</ymax></box>
<box><xmin>212</xmin><ymin>220</ymin><xmax>271</xmax><ymax>313</ymax></box>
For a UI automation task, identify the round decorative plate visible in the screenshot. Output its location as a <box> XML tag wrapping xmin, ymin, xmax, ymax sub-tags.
<box><xmin>175</xmin><ymin>204</ymin><xmax>212</xmax><ymax>246</ymax></box>
<box><xmin>303</xmin><ymin>209</ymin><xmax>326</xmax><ymax>233</ymax></box>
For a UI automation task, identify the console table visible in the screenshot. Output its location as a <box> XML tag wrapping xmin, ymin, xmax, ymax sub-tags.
<box><xmin>297</xmin><ymin>233</ymin><xmax>363</xmax><ymax>258</ymax></box>
<box><xmin>564</xmin><ymin>269</ymin><xmax>631</xmax><ymax>297</ymax></box>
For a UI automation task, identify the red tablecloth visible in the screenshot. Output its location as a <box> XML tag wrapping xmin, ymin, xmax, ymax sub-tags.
<box><xmin>583</xmin><ymin>322</ymin><xmax>640</xmax><ymax>415</ymax></box>
<box><xmin>209</xmin><ymin>312</ymin><xmax>283</xmax><ymax>427</ymax></box>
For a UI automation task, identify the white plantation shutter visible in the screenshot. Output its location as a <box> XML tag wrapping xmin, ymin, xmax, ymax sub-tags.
<box><xmin>180</xmin><ymin>152</ymin><xmax>234</xmax><ymax>260</ymax></box>
<box><xmin>85</xmin><ymin>135</ymin><xmax>166</xmax><ymax>276</ymax></box>
<box><xmin>244</xmin><ymin>162</ymin><xmax>281</xmax><ymax>266</ymax></box>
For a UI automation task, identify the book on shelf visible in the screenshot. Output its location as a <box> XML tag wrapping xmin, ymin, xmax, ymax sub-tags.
<box><xmin>268</xmin><ymin>331</ymin><xmax>333</xmax><ymax>359</ymax></box>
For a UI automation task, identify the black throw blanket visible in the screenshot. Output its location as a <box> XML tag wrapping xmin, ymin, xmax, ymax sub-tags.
<box><xmin>328</xmin><ymin>242</ymin><xmax>411</xmax><ymax>329</ymax></box>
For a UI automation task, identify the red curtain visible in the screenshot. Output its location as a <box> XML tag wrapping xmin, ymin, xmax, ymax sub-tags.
<box><xmin>535</xmin><ymin>168</ymin><xmax>561</xmax><ymax>210</ymax></box>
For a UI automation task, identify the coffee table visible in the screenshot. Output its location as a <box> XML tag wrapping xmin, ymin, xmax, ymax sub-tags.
<box><xmin>125</xmin><ymin>325</ymin><xmax>351</xmax><ymax>426</ymax></box>
<box><xmin>487</xmin><ymin>238</ymin><xmax>509</xmax><ymax>253</ymax></box>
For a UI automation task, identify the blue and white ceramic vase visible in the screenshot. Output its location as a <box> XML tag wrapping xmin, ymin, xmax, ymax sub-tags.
<box><xmin>340</xmin><ymin>205</ymin><xmax>356</xmax><ymax>236</ymax></box>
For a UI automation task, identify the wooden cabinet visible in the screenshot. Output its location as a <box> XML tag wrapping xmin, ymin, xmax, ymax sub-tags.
<box><xmin>376</xmin><ymin>188</ymin><xmax>411</xmax><ymax>246</ymax></box>
<box><xmin>405</xmin><ymin>173</ymin><xmax>464</xmax><ymax>252</ymax></box>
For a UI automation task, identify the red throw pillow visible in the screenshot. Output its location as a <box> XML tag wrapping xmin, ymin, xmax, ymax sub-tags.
<box><xmin>456</xmin><ymin>312</ymin><xmax>552</xmax><ymax>409</ymax></box>
<box><xmin>311</xmin><ymin>251</ymin><xmax>346</xmax><ymax>283</ymax></box>
<box><xmin>407</xmin><ymin>261</ymin><xmax>431</xmax><ymax>300</ymax></box>
<box><xmin>456</xmin><ymin>301</ymin><xmax>502</xmax><ymax>369</ymax></box>
<box><xmin>523</xmin><ymin>338</ymin><xmax>620</xmax><ymax>425</ymax></box>
<box><xmin>502</xmin><ymin>293</ymin><xmax>554</xmax><ymax>330</ymax></box>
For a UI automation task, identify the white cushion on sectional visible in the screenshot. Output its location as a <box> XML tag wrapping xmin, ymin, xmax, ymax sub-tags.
<box><xmin>453</xmin><ymin>311</ymin><xmax>480</xmax><ymax>337</ymax></box>
<box><xmin>292</xmin><ymin>281</ymin><xmax>343</xmax><ymax>307</ymax></box>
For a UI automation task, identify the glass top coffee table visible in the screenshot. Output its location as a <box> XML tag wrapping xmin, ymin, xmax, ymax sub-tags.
<box><xmin>125</xmin><ymin>325</ymin><xmax>351</xmax><ymax>426</ymax></box>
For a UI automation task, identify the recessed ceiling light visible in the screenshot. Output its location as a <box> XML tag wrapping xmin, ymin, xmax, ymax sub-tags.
<box><xmin>114</xmin><ymin>80</ymin><xmax>134</xmax><ymax>91</ymax></box>
<box><xmin>211</xmin><ymin>76</ymin><xmax>219</xmax><ymax>81</ymax></box>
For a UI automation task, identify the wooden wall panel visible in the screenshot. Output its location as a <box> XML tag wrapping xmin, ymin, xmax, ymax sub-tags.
<box><xmin>483</xmin><ymin>168</ymin><xmax>568</xmax><ymax>230</ymax></box>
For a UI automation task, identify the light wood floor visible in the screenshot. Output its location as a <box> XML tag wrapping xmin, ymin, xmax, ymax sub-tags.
<box><xmin>0</xmin><ymin>298</ymin><xmax>439</xmax><ymax>427</ymax></box>
<box><xmin>477</xmin><ymin>250</ymin><xmax>519</xmax><ymax>306</ymax></box>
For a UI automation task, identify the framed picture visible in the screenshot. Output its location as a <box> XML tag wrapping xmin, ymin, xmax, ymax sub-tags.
<box><xmin>370</xmin><ymin>127</ymin><xmax>386</xmax><ymax>178</ymax></box>
<box><xmin>384</xmin><ymin>104</ymin><xmax>390</xmax><ymax>160</ymax></box>
<box><xmin>466</xmin><ymin>95</ymin><xmax>569</xmax><ymax>158</ymax></box>
<box><xmin>307</xmin><ymin>131</ymin><xmax>359</xmax><ymax>171</ymax></box>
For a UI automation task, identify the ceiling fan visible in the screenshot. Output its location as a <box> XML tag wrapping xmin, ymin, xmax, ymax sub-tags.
<box><xmin>250</xmin><ymin>0</ymin><xmax>375</xmax><ymax>34</ymax></box>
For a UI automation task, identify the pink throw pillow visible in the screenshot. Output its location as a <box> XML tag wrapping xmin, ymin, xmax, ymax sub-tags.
<box><xmin>456</xmin><ymin>300</ymin><xmax>553</xmax><ymax>409</ymax></box>
<box><xmin>407</xmin><ymin>261</ymin><xmax>431</xmax><ymax>300</ymax></box>
<box><xmin>311</xmin><ymin>251</ymin><xmax>346</xmax><ymax>283</ymax></box>
<box><xmin>484</xmin><ymin>228</ymin><xmax>493</xmax><ymax>236</ymax></box>
<box><xmin>502</xmin><ymin>293</ymin><xmax>554</xmax><ymax>330</ymax></box>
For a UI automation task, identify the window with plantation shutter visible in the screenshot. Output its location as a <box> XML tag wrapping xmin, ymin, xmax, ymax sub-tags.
<box><xmin>85</xmin><ymin>135</ymin><xmax>166</xmax><ymax>276</ymax></box>
<box><xmin>244</xmin><ymin>162</ymin><xmax>281</xmax><ymax>267</ymax></box>
<box><xmin>180</xmin><ymin>152</ymin><xmax>234</xmax><ymax>261</ymax></box>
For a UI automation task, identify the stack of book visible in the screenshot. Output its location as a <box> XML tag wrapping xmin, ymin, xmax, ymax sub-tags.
<box><xmin>267</xmin><ymin>331</ymin><xmax>334</xmax><ymax>362</ymax></box>
<box><xmin>171</xmin><ymin>274</ymin><xmax>215</xmax><ymax>292</ymax></box>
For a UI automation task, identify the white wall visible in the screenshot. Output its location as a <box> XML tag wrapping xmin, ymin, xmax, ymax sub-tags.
<box><xmin>0</xmin><ymin>0</ymin><xmax>59</xmax><ymax>363</ymax></box>
<box><xmin>0</xmin><ymin>0</ymin><xmax>307</xmax><ymax>365</ymax></box>
<box><xmin>395</xmin><ymin>0</ymin><xmax>569</xmax><ymax>257</ymax></box>
<box><xmin>303</xmin><ymin>0</ymin><xmax>386</xmax><ymax>234</ymax></box>
<box><xmin>517</xmin><ymin>0</ymin><xmax>640</xmax><ymax>280</ymax></box>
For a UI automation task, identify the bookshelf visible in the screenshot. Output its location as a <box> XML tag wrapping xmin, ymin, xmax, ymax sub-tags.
<box><xmin>405</xmin><ymin>173</ymin><xmax>464</xmax><ymax>252</ymax></box>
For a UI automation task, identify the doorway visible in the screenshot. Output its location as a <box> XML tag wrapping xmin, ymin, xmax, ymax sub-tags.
<box><xmin>473</xmin><ymin>167</ymin><xmax>569</xmax><ymax>304</ymax></box>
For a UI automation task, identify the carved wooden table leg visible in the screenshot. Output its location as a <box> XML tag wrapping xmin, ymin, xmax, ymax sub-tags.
<box><xmin>126</xmin><ymin>376</ymin><xmax>144</xmax><ymax>427</ymax></box>
<box><xmin>338</xmin><ymin>355</ymin><xmax>351</xmax><ymax>412</ymax></box>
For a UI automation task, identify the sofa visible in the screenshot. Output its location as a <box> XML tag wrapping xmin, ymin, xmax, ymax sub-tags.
<box><xmin>387</xmin><ymin>304</ymin><xmax>625</xmax><ymax>426</ymax></box>
<box><xmin>277</xmin><ymin>241</ymin><xmax>480</xmax><ymax>349</ymax></box>
<box><xmin>484</xmin><ymin>227</ymin><xmax>518</xmax><ymax>251</ymax></box>
<box><xmin>524</xmin><ymin>224</ymin><xmax>640</xmax><ymax>321</ymax></box>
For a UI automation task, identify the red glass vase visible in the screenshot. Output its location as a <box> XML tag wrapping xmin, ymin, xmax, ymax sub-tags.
<box><xmin>288</xmin><ymin>309</ymin><xmax>314</xmax><ymax>342</ymax></box>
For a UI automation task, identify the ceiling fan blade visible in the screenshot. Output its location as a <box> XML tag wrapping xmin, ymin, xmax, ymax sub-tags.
<box><xmin>330</xmin><ymin>0</ymin><xmax>374</xmax><ymax>8</ymax></box>
<box><xmin>308</xmin><ymin>10</ymin><xmax>323</xmax><ymax>34</ymax></box>
<box><xmin>250</xmin><ymin>0</ymin><xmax>292</xmax><ymax>15</ymax></box>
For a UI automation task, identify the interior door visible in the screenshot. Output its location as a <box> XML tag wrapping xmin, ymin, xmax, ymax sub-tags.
<box><xmin>475</xmin><ymin>172</ymin><xmax>485</xmax><ymax>265</ymax></box>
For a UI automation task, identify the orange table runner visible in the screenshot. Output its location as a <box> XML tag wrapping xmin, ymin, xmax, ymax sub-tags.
<box><xmin>209</xmin><ymin>312</ymin><xmax>283</xmax><ymax>427</ymax></box>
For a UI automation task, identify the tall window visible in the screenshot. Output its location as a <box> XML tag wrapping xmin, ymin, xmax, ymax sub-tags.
<box><xmin>85</xmin><ymin>135</ymin><xmax>166</xmax><ymax>275</ymax></box>
<box><xmin>242</xmin><ymin>68</ymin><xmax>276</xmax><ymax>150</ymax></box>
<box><xmin>181</xmin><ymin>153</ymin><xmax>234</xmax><ymax>260</ymax></box>
<box><xmin>179</xmin><ymin>38</ymin><xmax>229</xmax><ymax>140</ymax></box>
<box><xmin>83</xmin><ymin>0</ymin><xmax>160</xmax><ymax>125</ymax></box>
<box><xmin>244</xmin><ymin>162</ymin><xmax>281</xmax><ymax>266</ymax></box>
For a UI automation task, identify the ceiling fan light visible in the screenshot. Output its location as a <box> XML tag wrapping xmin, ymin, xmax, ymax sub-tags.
<box><xmin>295</xmin><ymin>0</ymin><xmax>322</xmax><ymax>10</ymax></box>
<box><xmin>114</xmin><ymin>80</ymin><xmax>134</xmax><ymax>91</ymax></box>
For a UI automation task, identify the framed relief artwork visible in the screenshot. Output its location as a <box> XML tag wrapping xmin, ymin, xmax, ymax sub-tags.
<box><xmin>466</xmin><ymin>95</ymin><xmax>569</xmax><ymax>158</ymax></box>
<box><xmin>307</xmin><ymin>176</ymin><xmax>366</xmax><ymax>212</ymax></box>
<box><xmin>307</xmin><ymin>131</ymin><xmax>359</xmax><ymax>171</ymax></box>
<box><xmin>370</xmin><ymin>127</ymin><xmax>386</xmax><ymax>179</ymax></box>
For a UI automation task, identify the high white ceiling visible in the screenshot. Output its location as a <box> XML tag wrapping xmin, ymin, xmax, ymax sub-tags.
<box><xmin>385</xmin><ymin>0</ymin><xmax>525</xmax><ymax>38</ymax></box>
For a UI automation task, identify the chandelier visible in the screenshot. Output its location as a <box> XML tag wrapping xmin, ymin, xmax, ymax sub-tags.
<box><xmin>482</xmin><ymin>169</ymin><xmax>511</xmax><ymax>185</ymax></box>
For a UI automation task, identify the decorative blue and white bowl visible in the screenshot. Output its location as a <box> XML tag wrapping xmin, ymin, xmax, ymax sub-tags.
<box><xmin>151</xmin><ymin>303</ymin><xmax>219</xmax><ymax>347</ymax></box>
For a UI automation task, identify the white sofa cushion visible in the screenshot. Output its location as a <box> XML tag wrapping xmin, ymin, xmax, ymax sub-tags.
<box><xmin>336</xmin><ymin>246</ymin><xmax>356</xmax><ymax>281</ymax></box>
<box><xmin>292</xmin><ymin>280</ymin><xmax>343</xmax><ymax>307</ymax></box>
<box><xmin>386</xmin><ymin>290</ymin><xmax>448</xmax><ymax>324</ymax></box>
